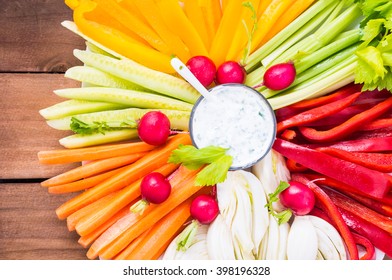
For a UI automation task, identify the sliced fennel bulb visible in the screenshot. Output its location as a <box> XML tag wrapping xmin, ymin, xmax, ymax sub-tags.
<box><xmin>287</xmin><ymin>215</ymin><xmax>318</xmax><ymax>260</ymax></box>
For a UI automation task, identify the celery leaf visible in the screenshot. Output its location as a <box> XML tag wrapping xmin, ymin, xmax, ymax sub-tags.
<box><xmin>195</xmin><ymin>155</ymin><xmax>233</xmax><ymax>186</ymax></box>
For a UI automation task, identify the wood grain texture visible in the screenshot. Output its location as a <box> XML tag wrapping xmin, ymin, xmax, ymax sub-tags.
<box><xmin>0</xmin><ymin>183</ymin><xmax>88</xmax><ymax>259</ymax></box>
<box><xmin>0</xmin><ymin>73</ymin><xmax>81</xmax><ymax>179</ymax></box>
<box><xmin>0</xmin><ymin>0</ymin><xmax>85</xmax><ymax>72</ymax></box>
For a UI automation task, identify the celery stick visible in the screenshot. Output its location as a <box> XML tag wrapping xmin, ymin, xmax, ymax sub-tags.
<box><xmin>267</xmin><ymin>61</ymin><xmax>356</xmax><ymax>109</ymax></box>
<box><xmin>65</xmin><ymin>66</ymin><xmax>149</xmax><ymax>91</ymax></box>
<box><xmin>54</xmin><ymin>87</ymin><xmax>193</xmax><ymax>111</ymax></box>
<box><xmin>244</xmin><ymin>0</ymin><xmax>338</xmax><ymax>71</ymax></box>
<box><xmin>59</xmin><ymin>129</ymin><xmax>138</xmax><ymax>149</ymax></box>
<box><xmin>39</xmin><ymin>99</ymin><xmax>128</xmax><ymax>120</ymax></box>
<box><xmin>259</xmin><ymin>2</ymin><xmax>338</xmax><ymax>69</ymax></box>
<box><xmin>270</xmin><ymin>4</ymin><xmax>361</xmax><ymax>67</ymax></box>
<box><xmin>73</xmin><ymin>49</ymin><xmax>200</xmax><ymax>104</ymax></box>
<box><xmin>294</xmin><ymin>29</ymin><xmax>361</xmax><ymax>73</ymax></box>
<box><xmin>47</xmin><ymin>108</ymin><xmax>190</xmax><ymax>131</ymax></box>
<box><xmin>245</xmin><ymin>65</ymin><xmax>265</xmax><ymax>88</ymax></box>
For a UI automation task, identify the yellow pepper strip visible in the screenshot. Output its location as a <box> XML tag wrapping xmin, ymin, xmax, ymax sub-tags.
<box><xmin>221</xmin><ymin>0</ymin><xmax>230</xmax><ymax>12</ymax></box>
<box><xmin>209</xmin><ymin>0</ymin><xmax>244</xmax><ymax>67</ymax></box>
<box><xmin>155</xmin><ymin>0</ymin><xmax>208</xmax><ymax>58</ymax></box>
<box><xmin>261</xmin><ymin>0</ymin><xmax>316</xmax><ymax>44</ymax></box>
<box><xmin>74</xmin><ymin>0</ymin><xmax>173</xmax><ymax>73</ymax></box>
<box><xmin>65</xmin><ymin>0</ymin><xmax>80</xmax><ymax>9</ymax></box>
<box><xmin>83</xmin><ymin>2</ymin><xmax>148</xmax><ymax>46</ymax></box>
<box><xmin>257</xmin><ymin>0</ymin><xmax>273</xmax><ymax>18</ymax></box>
<box><xmin>199</xmin><ymin>0</ymin><xmax>222</xmax><ymax>46</ymax></box>
<box><xmin>250</xmin><ymin>0</ymin><xmax>296</xmax><ymax>53</ymax></box>
<box><xmin>92</xmin><ymin>0</ymin><xmax>170</xmax><ymax>55</ymax></box>
<box><xmin>134</xmin><ymin>0</ymin><xmax>191</xmax><ymax>62</ymax></box>
<box><xmin>117</xmin><ymin>0</ymin><xmax>155</xmax><ymax>31</ymax></box>
<box><xmin>225</xmin><ymin>0</ymin><xmax>260</xmax><ymax>62</ymax></box>
<box><xmin>183</xmin><ymin>0</ymin><xmax>210</xmax><ymax>51</ymax></box>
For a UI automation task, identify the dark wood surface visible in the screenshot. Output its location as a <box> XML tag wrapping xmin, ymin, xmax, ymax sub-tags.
<box><xmin>0</xmin><ymin>0</ymin><xmax>88</xmax><ymax>259</ymax></box>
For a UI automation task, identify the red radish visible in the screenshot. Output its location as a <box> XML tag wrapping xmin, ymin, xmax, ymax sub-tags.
<box><xmin>263</xmin><ymin>62</ymin><xmax>296</xmax><ymax>91</ymax></box>
<box><xmin>138</xmin><ymin>111</ymin><xmax>170</xmax><ymax>146</ymax></box>
<box><xmin>215</xmin><ymin>61</ymin><xmax>246</xmax><ymax>84</ymax></box>
<box><xmin>186</xmin><ymin>56</ymin><xmax>216</xmax><ymax>87</ymax></box>
<box><xmin>279</xmin><ymin>180</ymin><xmax>315</xmax><ymax>215</ymax></box>
<box><xmin>140</xmin><ymin>172</ymin><xmax>171</xmax><ymax>204</ymax></box>
<box><xmin>190</xmin><ymin>194</ymin><xmax>219</xmax><ymax>224</ymax></box>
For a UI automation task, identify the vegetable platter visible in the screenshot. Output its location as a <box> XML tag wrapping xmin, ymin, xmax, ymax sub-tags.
<box><xmin>37</xmin><ymin>0</ymin><xmax>392</xmax><ymax>260</ymax></box>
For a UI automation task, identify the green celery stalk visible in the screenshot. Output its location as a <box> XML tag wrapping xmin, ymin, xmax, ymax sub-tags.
<box><xmin>294</xmin><ymin>29</ymin><xmax>361</xmax><ymax>73</ymax></box>
<box><xmin>244</xmin><ymin>0</ymin><xmax>338</xmax><ymax>71</ymax></box>
<box><xmin>258</xmin><ymin>2</ymin><xmax>338</xmax><ymax>69</ymax></box>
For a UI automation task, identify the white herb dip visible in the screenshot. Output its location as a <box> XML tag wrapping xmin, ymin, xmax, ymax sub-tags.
<box><xmin>190</xmin><ymin>84</ymin><xmax>276</xmax><ymax>169</ymax></box>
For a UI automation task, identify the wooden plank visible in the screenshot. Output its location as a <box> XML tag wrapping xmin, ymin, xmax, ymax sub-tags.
<box><xmin>0</xmin><ymin>0</ymin><xmax>85</xmax><ymax>72</ymax></box>
<box><xmin>0</xmin><ymin>183</ymin><xmax>88</xmax><ymax>260</ymax></box>
<box><xmin>0</xmin><ymin>73</ymin><xmax>81</xmax><ymax>180</ymax></box>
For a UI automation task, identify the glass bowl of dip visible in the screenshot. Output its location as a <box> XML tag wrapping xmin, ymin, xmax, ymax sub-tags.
<box><xmin>189</xmin><ymin>83</ymin><xmax>277</xmax><ymax>170</ymax></box>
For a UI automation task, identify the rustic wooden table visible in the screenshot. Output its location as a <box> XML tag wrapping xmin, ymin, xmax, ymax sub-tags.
<box><xmin>0</xmin><ymin>0</ymin><xmax>91</xmax><ymax>259</ymax></box>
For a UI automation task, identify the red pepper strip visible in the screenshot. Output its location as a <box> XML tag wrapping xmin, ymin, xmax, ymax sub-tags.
<box><xmin>317</xmin><ymin>147</ymin><xmax>392</xmax><ymax>172</ymax></box>
<box><xmin>338</xmin><ymin>207</ymin><xmax>392</xmax><ymax>258</ymax></box>
<box><xmin>321</xmin><ymin>187</ymin><xmax>392</xmax><ymax>234</ymax></box>
<box><xmin>298</xmin><ymin>97</ymin><xmax>392</xmax><ymax>142</ymax></box>
<box><xmin>274</xmin><ymin>83</ymin><xmax>362</xmax><ymax>122</ymax></box>
<box><xmin>310</xmin><ymin>207</ymin><xmax>376</xmax><ymax>260</ymax></box>
<box><xmin>349</xmin><ymin>128</ymin><xmax>392</xmax><ymax>140</ymax></box>
<box><xmin>273</xmin><ymin>138</ymin><xmax>392</xmax><ymax>198</ymax></box>
<box><xmin>286</xmin><ymin>158</ymin><xmax>308</xmax><ymax>172</ymax></box>
<box><xmin>304</xmin><ymin>136</ymin><xmax>392</xmax><ymax>152</ymax></box>
<box><xmin>301</xmin><ymin>104</ymin><xmax>370</xmax><ymax>128</ymax></box>
<box><xmin>351</xmin><ymin>232</ymin><xmax>376</xmax><ymax>260</ymax></box>
<box><xmin>360</xmin><ymin>118</ymin><xmax>392</xmax><ymax>131</ymax></box>
<box><xmin>277</xmin><ymin>92</ymin><xmax>362</xmax><ymax>134</ymax></box>
<box><xmin>304</xmin><ymin>173</ymin><xmax>392</xmax><ymax>207</ymax></box>
<box><xmin>291</xmin><ymin>174</ymin><xmax>359</xmax><ymax>260</ymax></box>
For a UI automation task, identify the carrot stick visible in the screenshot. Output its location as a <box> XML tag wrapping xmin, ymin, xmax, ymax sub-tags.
<box><xmin>120</xmin><ymin>199</ymin><xmax>192</xmax><ymax>260</ymax></box>
<box><xmin>78</xmin><ymin>203</ymin><xmax>131</xmax><ymax>248</ymax></box>
<box><xmin>75</xmin><ymin>163</ymin><xmax>179</xmax><ymax>237</ymax></box>
<box><xmin>47</xmin><ymin>166</ymin><xmax>128</xmax><ymax>194</ymax></box>
<box><xmin>41</xmin><ymin>153</ymin><xmax>146</xmax><ymax>187</ymax></box>
<box><xmin>261</xmin><ymin>0</ymin><xmax>316</xmax><ymax>44</ymax></box>
<box><xmin>55</xmin><ymin>134</ymin><xmax>191</xmax><ymax>220</ymax></box>
<box><xmin>37</xmin><ymin>141</ymin><xmax>154</xmax><ymax>165</ymax></box>
<box><xmin>86</xmin><ymin>164</ymin><xmax>198</xmax><ymax>259</ymax></box>
<box><xmin>66</xmin><ymin>192</ymin><xmax>119</xmax><ymax>231</ymax></box>
<box><xmin>113</xmin><ymin>227</ymin><xmax>153</xmax><ymax>260</ymax></box>
<box><xmin>98</xmin><ymin>173</ymin><xmax>202</xmax><ymax>260</ymax></box>
<box><xmin>250</xmin><ymin>0</ymin><xmax>296</xmax><ymax>53</ymax></box>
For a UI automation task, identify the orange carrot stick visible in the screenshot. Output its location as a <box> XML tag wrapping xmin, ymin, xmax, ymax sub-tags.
<box><xmin>113</xmin><ymin>227</ymin><xmax>153</xmax><ymax>260</ymax></box>
<box><xmin>98</xmin><ymin>173</ymin><xmax>202</xmax><ymax>260</ymax></box>
<box><xmin>66</xmin><ymin>192</ymin><xmax>119</xmax><ymax>231</ymax></box>
<box><xmin>123</xmin><ymin>199</ymin><xmax>192</xmax><ymax>260</ymax></box>
<box><xmin>55</xmin><ymin>134</ymin><xmax>191</xmax><ymax>220</ymax></box>
<box><xmin>86</xmin><ymin>164</ymin><xmax>198</xmax><ymax>259</ymax></box>
<box><xmin>261</xmin><ymin>0</ymin><xmax>316</xmax><ymax>44</ymax></box>
<box><xmin>47</xmin><ymin>166</ymin><xmax>128</xmax><ymax>194</ymax></box>
<box><xmin>37</xmin><ymin>141</ymin><xmax>154</xmax><ymax>165</ymax></box>
<box><xmin>75</xmin><ymin>163</ymin><xmax>179</xmax><ymax>237</ymax></box>
<box><xmin>41</xmin><ymin>153</ymin><xmax>146</xmax><ymax>187</ymax></box>
<box><xmin>78</xmin><ymin>203</ymin><xmax>131</xmax><ymax>248</ymax></box>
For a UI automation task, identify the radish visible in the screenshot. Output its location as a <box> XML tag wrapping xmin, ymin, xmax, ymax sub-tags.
<box><xmin>190</xmin><ymin>194</ymin><xmax>219</xmax><ymax>224</ymax></box>
<box><xmin>186</xmin><ymin>56</ymin><xmax>216</xmax><ymax>87</ymax></box>
<box><xmin>140</xmin><ymin>172</ymin><xmax>172</xmax><ymax>204</ymax></box>
<box><xmin>215</xmin><ymin>61</ymin><xmax>246</xmax><ymax>84</ymax></box>
<box><xmin>263</xmin><ymin>62</ymin><xmax>296</xmax><ymax>91</ymax></box>
<box><xmin>279</xmin><ymin>180</ymin><xmax>315</xmax><ymax>215</ymax></box>
<box><xmin>137</xmin><ymin>111</ymin><xmax>170</xmax><ymax>146</ymax></box>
